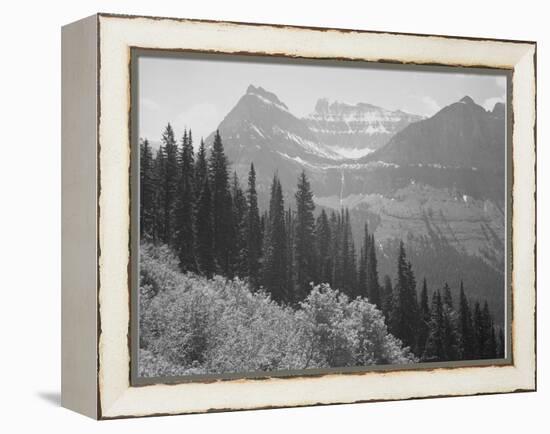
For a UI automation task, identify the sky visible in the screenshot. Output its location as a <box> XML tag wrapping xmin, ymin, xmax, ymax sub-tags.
<box><xmin>138</xmin><ymin>52</ymin><xmax>507</xmax><ymax>146</ymax></box>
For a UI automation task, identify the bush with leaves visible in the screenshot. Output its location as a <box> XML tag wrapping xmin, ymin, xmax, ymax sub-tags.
<box><xmin>139</xmin><ymin>242</ymin><xmax>414</xmax><ymax>377</ymax></box>
<box><xmin>297</xmin><ymin>285</ymin><xmax>415</xmax><ymax>368</ymax></box>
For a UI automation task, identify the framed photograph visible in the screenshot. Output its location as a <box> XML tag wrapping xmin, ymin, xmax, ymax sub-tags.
<box><xmin>61</xmin><ymin>13</ymin><xmax>536</xmax><ymax>419</ymax></box>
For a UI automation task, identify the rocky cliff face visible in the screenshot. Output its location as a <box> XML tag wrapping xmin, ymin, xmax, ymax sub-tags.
<box><xmin>303</xmin><ymin>98</ymin><xmax>423</xmax><ymax>158</ymax></box>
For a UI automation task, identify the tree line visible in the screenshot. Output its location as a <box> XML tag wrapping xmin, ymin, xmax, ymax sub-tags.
<box><xmin>140</xmin><ymin>124</ymin><xmax>505</xmax><ymax>363</ymax></box>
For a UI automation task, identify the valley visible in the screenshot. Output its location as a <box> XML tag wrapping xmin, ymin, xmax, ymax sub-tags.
<box><xmin>194</xmin><ymin>84</ymin><xmax>506</xmax><ymax>324</ymax></box>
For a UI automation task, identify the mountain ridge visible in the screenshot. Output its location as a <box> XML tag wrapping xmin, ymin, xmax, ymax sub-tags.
<box><xmin>147</xmin><ymin>84</ymin><xmax>507</xmax><ymax>324</ymax></box>
<box><xmin>364</xmin><ymin>95</ymin><xmax>505</xmax><ymax>172</ymax></box>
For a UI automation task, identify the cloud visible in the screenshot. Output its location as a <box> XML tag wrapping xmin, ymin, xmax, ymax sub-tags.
<box><xmin>483</xmin><ymin>96</ymin><xmax>505</xmax><ymax>111</ymax></box>
<box><xmin>140</xmin><ymin>97</ymin><xmax>161</xmax><ymax>111</ymax></box>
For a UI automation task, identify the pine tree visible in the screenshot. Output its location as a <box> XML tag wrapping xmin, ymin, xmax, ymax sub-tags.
<box><xmin>174</xmin><ymin>130</ymin><xmax>197</xmax><ymax>272</ymax></box>
<box><xmin>262</xmin><ymin>174</ymin><xmax>288</xmax><ymax>303</ymax></box>
<box><xmin>349</xmin><ymin>229</ymin><xmax>358</xmax><ymax>296</ymax></box>
<box><xmin>481</xmin><ymin>301</ymin><xmax>495</xmax><ymax>359</ymax></box>
<box><xmin>152</xmin><ymin>147</ymin><xmax>165</xmax><ymax>242</ymax></box>
<box><xmin>341</xmin><ymin>209</ymin><xmax>357</xmax><ymax>298</ymax></box>
<box><xmin>195</xmin><ymin>176</ymin><xmax>215</xmax><ymax>277</ymax></box>
<box><xmin>473</xmin><ymin>301</ymin><xmax>484</xmax><ymax>358</ymax></box>
<box><xmin>391</xmin><ymin>241</ymin><xmax>420</xmax><ymax>352</ymax></box>
<box><xmin>443</xmin><ymin>282</ymin><xmax>454</xmax><ymax>310</ymax></box>
<box><xmin>195</xmin><ymin>138</ymin><xmax>208</xmax><ymax>199</ymax></box>
<box><xmin>417</xmin><ymin>278</ymin><xmax>431</xmax><ymax>356</ymax></box>
<box><xmin>231</xmin><ymin>171</ymin><xmax>248</xmax><ymax>278</ymax></box>
<box><xmin>496</xmin><ymin>328</ymin><xmax>505</xmax><ymax>358</ymax></box>
<box><xmin>366</xmin><ymin>234</ymin><xmax>381</xmax><ymax>308</ymax></box>
<box><xmin>458</xmin><ymin>281</ymin><xmax>475</xmax><ymax>360</ymax></box>
<box><xmin>285</xmin><ymin>207</ymin><xmax>295</xmax><ymax>294</ymax></box>
<box><xmin>358</xmin><ymin>223</ymin><xmax>369</xmax><ymax>299</ymax></box>
<box><xmin>382</xmin><ymin>274</ymin><xmax>394</xmax><ymax>324</ymax></box>
<box><xmin>487</xmin><ymin>323</ymin><xmax>498</xmax><ymax>359</ymax></box>
<box><xmin>441</xmin><ymin>284</ymin><xmax>459</xmax><ymax>361</ymax></box>
<box><xmin>294</xmin><ymin>171</ymin><xmax>316</xmax><ymax>302</ymax></box>
<box><xmin>330</xmin><ymin>211</ymin><xmax>343</xmax><ymax>289</ymax></box>
<box><xmin>139</xmin><ymin>139</ymin><xmax>156</xmax><ymax>239</ymax></box>
<box><xmin>315</xmin><ymin>209</ymin><xmax>332</xmax><ymax>285</ymax></box>
<box><xmin>260</xmin><ymin>210</ymin><xmax>268</xmax><ymax>255</ymax></box>
<box><xmin>208</xmin><ymin>131</ymin><xmax>233</xmax><ymax>275</ymax></box>
<box><xmin>423</xmin><ymin>290</ymin><xmax>446</xmax><ymax>361</ymax></box>
<box><xmin>245</xmin><ymin>164</ymin><xmax>262</xmax><ymax>289</ymax></box>
<box><xmin>159</xmin><ymin>123</ymin><xmax>179</xmax><ymax>244</ymax></box>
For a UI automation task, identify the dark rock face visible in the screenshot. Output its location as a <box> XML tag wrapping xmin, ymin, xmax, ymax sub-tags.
<box><xmin>367</xmin><ymin>96</ymin><xmax>505</xmax><ymax>172</ymax></box>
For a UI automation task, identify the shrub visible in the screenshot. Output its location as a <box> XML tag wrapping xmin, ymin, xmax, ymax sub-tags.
<box><xmin>139</xmin><ymin>243</ymin><xmax>415</xmax><ymax>377</ymax></box>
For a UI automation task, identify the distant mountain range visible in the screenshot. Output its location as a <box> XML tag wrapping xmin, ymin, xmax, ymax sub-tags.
<box><xmin>196</xmin><ymin>84</ymin><xmax>506</xmax><ymax>324</ymax></box>
<box><xmin>209</xmin><ymin>85</ymin><xmax>424</xmax><ymax>167</ymax></box>
<box><xmin>304</xmin><ymin>97</ymin><xmax>423</xmax><ymax>158</ymax></box>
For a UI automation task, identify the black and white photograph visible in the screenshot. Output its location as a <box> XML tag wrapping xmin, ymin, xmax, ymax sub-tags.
<box><xmin>135</xmin><ymin>52</ymin><xmax>509</xmax><ymax>380</ymax></box>
<box><xmin>1</xmin><ymin>0</ymin><xmax>543</xmax><ymax>428</ymax></box>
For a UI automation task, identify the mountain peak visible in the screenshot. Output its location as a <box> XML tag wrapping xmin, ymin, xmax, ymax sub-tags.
<box><xmin>313</xmin><ymin>98</ymin><xmax>379</xmax><ymax>115</ymax></box>
<box><xmin>370</xmin><ymin>92</ymin><xmax>505</xmax><ymax>172</ymax></box>
<box><xmin>459</xmin><ymin>95</ymin><xmax>475</xmax><ymax>104</ymax></box>
<box><xmin>314</xmin><ymin>97</ymin><xmax>330</xmax><ymax>114</ymax></box>
<box><xmin>246</xmin><ymin>85</ymin><xmax>288</xmax><ymax>110</ymax></box>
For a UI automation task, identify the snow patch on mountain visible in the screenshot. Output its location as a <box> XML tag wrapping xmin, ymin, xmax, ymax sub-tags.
<box><xmin>326</xmin><ymin>145</ymin><xmax>375</xmax><ymax>159</ymax></box>
<box><xmin>249</xmin><ymin>124</ymin><xmax>265</xmax><ymax>138</ymax></box>
<box><xmin>271</xmin><ymin>126</ymin><xmax>341</xmax><ymax>160</ymax></box>
<box><xmin>277</xmin><ymin>151</ymin><xmax>399</xmax><ymax>171</ymax></box>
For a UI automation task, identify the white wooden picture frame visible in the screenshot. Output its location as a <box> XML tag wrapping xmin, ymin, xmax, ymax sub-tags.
<box><xmin>61</xmin><ymin>13</ymin><xmax>536</xmax><ymax>419</ymax></box>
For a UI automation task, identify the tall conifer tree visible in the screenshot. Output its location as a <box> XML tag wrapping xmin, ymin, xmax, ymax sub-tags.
<box><xmin>174</xmin><ymin>130</ymin><xmax>197</xmax><ymax>272</ymax></box>
<box><xmin>423</xmin><ymin>290</ymin><xmax>446</xmax><ymax>361</ymax></box>
<box><xmin>417</xmin><ymin>278</ymin><xmax>431</xmax><ymax>356</ymax></box>
<box><xmin>139</xmin><ymin>139</ymin><xmax>156</xmax><ymax>239</ymax></box>
<box><xmin>315</xmin><ymin>209</ymin><xmax>332</xmax><ymax>285</ymax></box>
<box><xmin>330</xmin><ymin>211</ymin><xmax>343</xmax><ymax>289</ymax></box>
<box><xmin>340</xmin><ymin>209</ymin><xmax>357</xmax><ymax>297</ymax></box>
<box><xmin>152</xmin><ymin>147</ymin><xmax>165</xmax><ymax>242</ymax></box>
<box><xmin>195</xmin><ymin>176</ymin><xmax>215</xmax><ymax>277</ymax></box>
<box><xmin>358</xmin><ymin>223</ymin><xmax>369</xmax><ymax>298</ymax></box>
<box><xmin>382</xmin><ymin>274</ymin><xmax>394</xmax><ymax>324</ymax></box>
<box><xmin>391</xmin><ymin>241</ymin><xmax>419</xmax><ymax>352</ymax></box>
<box><xmin>441</xmin><ymin>283</ymin><xmax>459</xmax><ymax>361</ymax></box>
<box><xmin>195</xmin><ymin>138</ymin><xmax>208</xmax><ymax>199</ymax></box>
<box><xmin>294</xmin><ymin>171</ymin><xmax>316</xmax><ymax>301</ymax></box>
<box><xmin>443</xmin><ymin>282</ymin><xmax>454</xmax><ymax>310</ymax></box>
<box><xmin>487</xmin><ymin>323</ymin><xmax>498</xmax><ymax>359</ymax></box>
<box><xmin>473</xmin><ymin>301</ymin><xmax>484</xmax><ymax>358</ymax></box>
<box><xmin>230</xmin><ymin>172</ymin><xmax>248</xmax><ymax>278</ymax></box>
<box><xmin>246</xmin><ymin>163</ymin><xmax>262</xmax><ymax>290</ymax></box>
<box><xmin>480</xmin><ymin>301</ymin><xmax>494</xmax><ymax>358</ymax></box>
<box><xmin>366</xmin><ymin>234</ymin><xmax>381</xmax><ymax>308</ymax></box>
<box><xmin>159</xmin><ymin>123</ymin><xmax>178</xmax><ymax>244</ymax></box>
<box><xmin>458</xmin><ymin>281</ymin><xmax>475</xmax><ymax>360</ymax></box>
<box><xmin>208</xmin><ymin>131</ymin><xmax>232</xmax><ymax>275</ymax></box>
<box><xmin>262</xmin><ymin>174</ymin><xmax>288</xmax><ymax>303</ymax></box>
<box><xmin>285</xmin><ymin>207</ymin><xmax>295</xmax><ymax>294</ymax></box>
<box><xmin>496</xmin><ymin>328</ymin><xmax>505</xmax><ymax>358</ymax></box>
